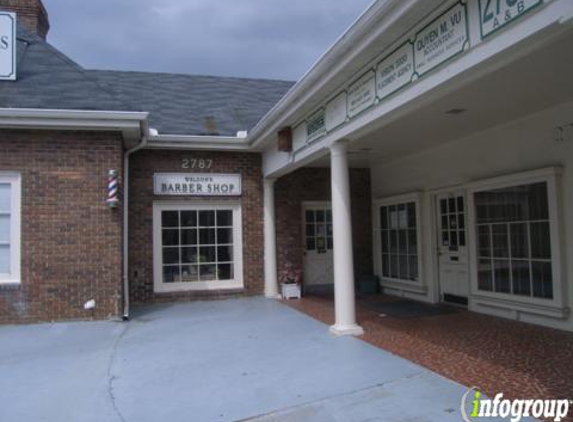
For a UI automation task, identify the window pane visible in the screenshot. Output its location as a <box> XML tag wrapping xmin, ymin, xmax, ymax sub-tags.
<box><xmin>459</xmin><ymin>231</ymin><xmax>466</xmax><ymax>247</ymax></box>
<box><xmin>199</xmin><ymin>210</ymin><xmax>215</xmax><ymax>227</ymax></box>
<box><xmin>199</xmin><ymin>246</ymin><xmax>216</xmax><ymax>263</ymax></box>
<box><xmin>389</xmin><ymin>231</ymin><xmax>398</xmax><ymax>253</ymax></box>
<box><xmin>408</xmin><ymin>255</ymin><xmax>418</xmax><ymax>281</ymax></box>
<box><xmin>532</xmin><ymin>261</ymin><xmax>553</xmax><ymax>299</ymax></box>
<box><xmin>199</xmin><ymin>264</ymin><xmax>217</xmax><ymax>281</ymax></box>
<box><xmin>327</xmin><ymin>237</ymin><xmax>333</xmax><ymax>250</ymax></box>
<box><xmin>458</xmin><ymin>213</ymin><xmax>465</xmax><ymax>229</ymax></box>
<box><xmin>440</xmin><ymin>199</ymin><xmax>447</xmax><ymax>215</ymax></box>
<box><xmin>510</xmin><ymin>223</ymin><xmax>529</xmax><ymax>259</ymax></box>
<box><xmin>407</xmin><ymin>229</ymin><xmax>417</xmax><ymax>255</ymax></box>
<box><xmin>0</xmin><ymin>215</ymin><xmax>10</xmax><ymax>243</ymax></box>
<box><xmin>181</xmin><ymin>247</ymin><xmax>198</xmax><ymax>264</ymax></box>
<box><xmin>316</xmin><ymin>210</ymin><xmax>325</xmax><ymax>223</ymax></box>
<box><xmin>162</xmin><ymin>211</ymin><xmax>179</xmax><ymax>228</ymax></box>
<box><xmin>441</xmin><ymin>215</ymin><xmax>448</xmax><ymax>230</ymax></box>
<box><xmin>181</xmin><ymin>229</ymin><xmax>197</xmax><ymax>245</ymax></box>
<box><xmin>398</xmin><ymin>230</ymin><xmax>407</xmax><ymax>254</ymax></box>
<box><xmin>217</xmin><ymin>228</ymin><xmax>233</xmax><ymax>244</ymax></box>
<box><xmin>442</xmin><ymin>230</ymin><xmax>449</xmax><ymax>247</ymax></box>
<box><xmin>0</xmin><ymin>184</ymin><xmax>10</xmax><ymax>212</ymax></box>
<box><xmin>180</xmin><ymin>211</ymin><xmax>197</xmax><ymax>227</ymax></box>
<box><xmin>306</xmin><ymin>238</ymin><xmax>315</xmax><ymax>251</ymax></box>
<box><xmin>457</xmin><ymin>196</ymin><xmax>464</xmax><ymax>212</ymax></box>
<box><xmin>492</xmin><ymin>224</ymin><xmax>509</xmax><ymax>258</ymax></box>
<box><xmin>389</xmin><ymin>206</ymin><xmax>397</xmax><ymax>229</ymax></box>
<box><xmin>399</xmin><ymin>255</ymin><xmax>408</xmax><ymax>279</ymax></box>
<box><xmin>216</xmin><ymin>210</ymin><xmax>233</xmax><ymax>226</ymax></box>
<box><xmin>0</xmin><ymin>244</ymin><xmax>10</xmax><ymax>273</ymax></box>
<box><xmin>326</xmin><ymin>224</ymin><xmax>333</xmax><ymax>236</ymax></box>
<box><xmin>180</xmin><ymin>265</ymin><xmax>199</xmax><ymax>282</ymax></box>
<box><xmin>305</xmin><ymin>210</ymin><xmax>315</xmax><ymax>223</ymax></box>
<box><xmin>477</xmin><ymin>226</ymin><xmax>491</xmax><ymax>257</ymax></box>
<box><xmin>448</xmin><ymin>198</ymin><xmax>456</xmax><ymax>213</ymax></box>
<box><xmin>478</xmin><ymin>259</ymin><xmax>493</xmax><ymax>291</ymax></box>
<box><xmin>530</xmin><ymin>222</ymin><xmax>551</xmax><ymax>259</ymax></box>
<box><xmin>217</xmin><ymin>245</ymin><xmax>233</xmax><ymax>262</ymax></box>
<box><xmin>381</xmin><ymin>254</ymin><xmax>389</xmax><ymax>277</ymax></box>
<box><xmin>528</xmin><ymin>182</ymin><xmax>549</xmax><ymax>220</ymax></box>
<box><xmin>199</xmin><ymin>228</ymin><xmax>216</xmax><ymax>244</ymax></box>
<box><xmin>512</xmin><ymin>261</ymin><xmax>531</xmax><ymax>296</ymax></box>
<box><xmin>407</xmin><ymin>203</ymin><xmax>416</xmax><ymax>228</ymax></box>
<box><xmin>316</xmin><ymin>224</ymin><xmax>326</xmax><ymax>237</ymax></box>
<box><xmin>381</xmin><ymin>231</ymin><xmax>389</xmax><ymax>254</ymax></box>
<box><xmin>162</xmin><ymin>229</ymin><xmax>179</xmax><ymax>246</ymax></box>
<box><xmin>494</xmin><ymin>260</ymin><xmax>511</xmax><ymax>293</ymax></box>
<box><xmin>380</xmin><ymin>207</ymin><xmax>388</xmax><ymax>230</ymax></box>
<box><xmin>398</xmin><ymin>204</ymin><xmax>407</xmax><ymax>229</ymax></box>
<box><xmin>449</xmin><ymin>230</ymin><xmax>458</xmax><ymax>247</ymax></box>
<box><xmin>306</xmin><ymin>224</ymin><xmax>315</xmax><ymax>237</ymax></box>
<box><xmin>390</xmin><ymin>255</ymin><xmax>398</xmax><ymax>278</ymax></box>
<box><xmin>326</xmin><ymin>210</ymin><xmax>332</xmax><ymax>222</ymax></box>
<box><xmin>163</xmin><ymin>266</ymin><xmax>180</xmax><ymax>283</ymax></box>
<box><xmin>162</xmin><ymin>247</ymin><xmax>180</xmax><ymax>265</ymax></box>
<box><xmin>217</xmin><ymin>264</ymin><xmax>233</xmax><ymax>280</ymax></box>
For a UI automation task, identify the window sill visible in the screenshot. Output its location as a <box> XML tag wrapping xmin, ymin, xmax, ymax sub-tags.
<box><xmin>0</xmin><ymin>282</ymin><xmax>21</xmax><ymax>291</ymax></box>
<box><xmin>154</xmin><ymin>281</ymin><xmax>244</xmax><ymax>294</ymax></box>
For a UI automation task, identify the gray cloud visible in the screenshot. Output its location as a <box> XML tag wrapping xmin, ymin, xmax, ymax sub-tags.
<box><xmin>42</xmin><ymin>0</ymin><xmax>373</xmax><ymax>81</ymax></box>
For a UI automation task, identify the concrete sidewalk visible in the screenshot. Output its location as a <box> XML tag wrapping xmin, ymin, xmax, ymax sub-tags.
<box><xmin>0</xmin><ymin>298</ymin><xmax>531</xmax><ymax>422</ymax></box>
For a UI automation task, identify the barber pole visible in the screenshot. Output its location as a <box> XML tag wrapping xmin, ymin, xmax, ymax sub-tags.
<box><xmin>106</xmin><ymin>169</ymin><xmax>119</xmax><ymax>208</ymax></box>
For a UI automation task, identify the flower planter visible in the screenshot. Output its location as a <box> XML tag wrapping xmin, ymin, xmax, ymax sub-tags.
<box><xmin>281</xmin><ymin>282</ymin><xmax>301</xmax><ymax>300</ymax></box>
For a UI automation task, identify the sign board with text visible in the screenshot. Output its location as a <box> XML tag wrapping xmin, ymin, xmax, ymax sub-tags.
<box><xmin>154</xmin><ymin>173</ymin><xmax>242</xmax><ymax>196</ymax></box>
<box><xmin>478</xmin><ymin>0</ymin><xmax>542</xmax><ymax>38</ymax></box>
<box><xmin>0</xmin><ymin>12</ymin><xmax>16</xmax><ymax>80</ymax></box>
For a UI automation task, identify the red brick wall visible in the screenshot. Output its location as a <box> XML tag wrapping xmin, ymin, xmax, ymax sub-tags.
<box><xmin>0</xmin><ymin>0</ymin><xmax>50</xmax><ymax>40</ymax></box>
<box><xmin>0</xmin><ymin>130</ymin><xmax>123</xmax><ymax>323</ymax></box>
<box><xmin>275</xmin><ymin>167</ymin><xmax>372</xmax><ymax>287</ymax></box>
<box><xmin>128</xmin><ymin>150</ymin><xmax>264</xmax><ymax>304</ymax></box>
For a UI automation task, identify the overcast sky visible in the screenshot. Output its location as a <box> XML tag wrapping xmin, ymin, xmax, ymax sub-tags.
<box><xmin>42</xmin><ymin>0</ymin><xmax>373</xmax><ymax>81</ymax></box>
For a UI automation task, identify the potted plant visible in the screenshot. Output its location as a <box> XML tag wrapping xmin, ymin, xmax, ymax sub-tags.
<box><xmin>280</xmin><ymin>265</ymin><xmax>302</xmax><ymax>299</ymax></box>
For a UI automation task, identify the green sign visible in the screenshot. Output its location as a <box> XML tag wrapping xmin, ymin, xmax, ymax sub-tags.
<box><xmin>479</xmin><ymin>0</ymin><xmax>543</xmax><ymax>38</ymax></box>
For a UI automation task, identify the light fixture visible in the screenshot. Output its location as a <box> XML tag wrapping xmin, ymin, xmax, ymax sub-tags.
<box><xmin>445</xmin><ymin>108</ymin><xmax>467</xmax><ymax>115</ymax></box>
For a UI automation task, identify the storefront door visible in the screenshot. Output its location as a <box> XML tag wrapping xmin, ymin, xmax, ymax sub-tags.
<box><xmin>302</xmin><ymin>202</ymin><xmax>334</xmax><ymax>293</ymax></box>
<box><xmin>436</xmin><ymin>191</ymin><xmax>470</xmax><ymax>305</ymax></box>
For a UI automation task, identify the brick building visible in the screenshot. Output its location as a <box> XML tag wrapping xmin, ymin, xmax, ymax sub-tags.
<box><xmin>1</xmin><ymin>0</ymin><xmax>573</xmax><ymax>334</ymax></box>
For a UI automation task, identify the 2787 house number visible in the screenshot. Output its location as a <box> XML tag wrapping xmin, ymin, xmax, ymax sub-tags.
<box><xmin>182</xmin><ymin>158</ymin><xmax>213</xmax><ymax>169</ymax></box>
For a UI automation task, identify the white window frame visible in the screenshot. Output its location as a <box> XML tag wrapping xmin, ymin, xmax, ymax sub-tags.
<box><xmin>0</xmin><ymin>173</ymin><xmax>21</xmax><ymax>285</ymax></box>
<box><xmin>153</xmin><ymin>200</ymin><xmax>244</xmax><ymax>293</ymax></box>
<box><xmin>466</xmin><ymin>167</ymin><xmax>566</xmax><ymax>312</ymax></box>
<box><xmin>373</xmin><ymin>192</ymin><xmax>424</xmax><ymax>292</ymax></box>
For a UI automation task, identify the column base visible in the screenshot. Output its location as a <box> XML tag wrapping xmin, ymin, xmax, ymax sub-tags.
<box><xmin>329</xmin><ymin>323</ymin><xmax>364</xmax><ymax>337</ymax></box>
<box><xmin>265</xmin><ymin>293</ymin><xmax>281</xmax><ymax>299</ymax></box>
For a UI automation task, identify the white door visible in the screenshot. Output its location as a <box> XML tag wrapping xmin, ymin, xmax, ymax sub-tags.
<box><xmin>302</xmin><ymin>202</ymin><xmax>334</xmax><ymax>292</ymax></box>
<box><xmin>436</xmin><ymin>191</ymin><xmax>470</xmax><ymax>304</ymax></box>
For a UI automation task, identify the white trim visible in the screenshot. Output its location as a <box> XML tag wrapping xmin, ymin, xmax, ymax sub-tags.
<box><xmin>466</xmin><ymin>166</ymin><xmax>568</xmax><ymax>316</ymax></box>
<box><xmin>0</xmin><ymin>172</ymin><xmax>21</xmax><ymax>284</ymax></box>
<box><xmin>152</xmin><ymin>200</ymin><xmax>244</xmax><ymax>293</ymax></box>
<box><xmin>372</xmin><ymin>192</ymin><xmax>424</xmax><ymax>290</ymax></box>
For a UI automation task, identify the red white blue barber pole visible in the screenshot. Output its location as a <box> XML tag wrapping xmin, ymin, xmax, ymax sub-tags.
<box><xmin>106</xmin><ymin>169</ymin><xmax>119</xmax><ymax>208</ymax></box>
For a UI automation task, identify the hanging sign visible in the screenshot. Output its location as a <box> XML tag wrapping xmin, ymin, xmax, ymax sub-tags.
<box><xmin>414</xmin><ymin>2</ymin><xmax>469</xmax><ymax>76</ymax></box>
<box><xmin>347</xmin><ymin>70</ymin><xmax>376</xmax><ymax>118</ymax></box>
<box><xmin>154</xmin><ymin>173</ymin><xmax>242</xmax><ymax>196</ymax></box>
<box><xmin>0</xmin><ymin>12</ymin><xmax>16</xmax><ymax>80</ymax></box>
<box><xmin>478</xmin><ymin>0</ymin><xmax>542</xmax><ymax>38</ymax></box>
<box><xmin>376</xmin><ymin>42</ymin><xmax>415</xmax><ymax>100</ymax></box>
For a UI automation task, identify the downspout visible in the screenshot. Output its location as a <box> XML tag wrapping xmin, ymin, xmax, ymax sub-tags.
<box><xmin>122</xmin><ymin>135</ymin><xmax>148</xmax><ymax>320</ymax></box>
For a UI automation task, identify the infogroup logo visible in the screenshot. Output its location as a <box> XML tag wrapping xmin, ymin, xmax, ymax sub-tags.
<box><xmin>461</xmin><ymin>387</ymin><xmax>571</xmax><ymax>422</ymax></box>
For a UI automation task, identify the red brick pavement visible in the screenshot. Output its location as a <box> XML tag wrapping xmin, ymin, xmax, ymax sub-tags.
<box><xmin>283</xmin><ymin>294</ymin><xmax>573</xmax><ymax>422</ymax></box>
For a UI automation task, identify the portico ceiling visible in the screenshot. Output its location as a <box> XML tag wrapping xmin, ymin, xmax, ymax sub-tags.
<box><xmin>307</xmin><ymin>28</ymin><xmax>573</xmax><ymax>168</ymax></box>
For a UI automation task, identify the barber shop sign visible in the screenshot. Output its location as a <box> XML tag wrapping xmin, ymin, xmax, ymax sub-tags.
<box><xmin>154</xmin><ymin>173</ymin><xmax>242</xmax><ymax>196</ymax></box>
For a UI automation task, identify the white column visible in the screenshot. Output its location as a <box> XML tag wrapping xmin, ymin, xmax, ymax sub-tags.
<box><xmin>264</xmin><ymin>178</ymin><xmax>279</xmax><ymax>298</ymax></box>
<box><xmin>329</xmin><ymin>141</ymin><xmax>363</xmax><ymax>336</ymax></box>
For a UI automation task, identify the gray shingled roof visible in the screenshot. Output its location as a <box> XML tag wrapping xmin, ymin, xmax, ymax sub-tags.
<box><xmin>0</xmin><ymin>24</ymin><xmax>294</xmax><ymax>136</ymax></box>
<box><xmin>88</xmin><ymin>70</ymin><xmax>294</xmax><ymax>136</ymax></box>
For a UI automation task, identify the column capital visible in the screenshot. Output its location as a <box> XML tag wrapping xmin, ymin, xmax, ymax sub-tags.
<box><xmin>329</xmin><ymin>139</ymin><xmax>350</xmax><ymax>155</ymax></box>
<box><xmin>264</xmin><ymin>177</ymin><xmax>276</xmax><ymax>185</ymax></box>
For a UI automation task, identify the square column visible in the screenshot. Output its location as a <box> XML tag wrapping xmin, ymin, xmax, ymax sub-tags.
<box><xmin>329</xmin><ymin>141</ymin><xmax>364</xmax><ymax>336</ymax></box>
<box><xmin>264</xmin><ymin>178</ymin><xmax>279</xmax><ymax>298</ymax></box>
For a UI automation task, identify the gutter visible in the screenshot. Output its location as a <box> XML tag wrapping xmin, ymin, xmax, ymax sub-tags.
<box><xmin>247</xmin><ymin>0</ymin><xmax>425</xmax><ymax>149</ymax></box>
<box><xmin>147</xmin><ymin>132</ymin><xmax>251</xmax><ymax>151</ymax></box>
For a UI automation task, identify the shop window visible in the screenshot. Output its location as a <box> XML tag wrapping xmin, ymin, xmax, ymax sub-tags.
<box><xmin>379</xmin><ymin>199</ymin><xmax>420</xmax><ymax>282</ymax></box>
<box><xmin>153</xmin><ymin>203</ymin><xmax>242</xmax><ymax>292</ymax></box>
<box><xmin>474</xmin><ymin>182</ymin><xmax>553</xmax><ymax>299</ymax></box>
<box><xmin>0</xmin><ymin>174</ymin><xmax>20</xmax><ymax>284</ymax></box>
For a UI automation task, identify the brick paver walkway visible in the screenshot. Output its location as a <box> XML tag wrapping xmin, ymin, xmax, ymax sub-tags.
<box><xmin>283</xmin><ymin>294</ymin><xmax>573</xmax><ymax>422</ymax></box>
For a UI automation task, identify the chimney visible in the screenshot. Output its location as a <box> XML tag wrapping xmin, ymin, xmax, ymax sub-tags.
<box><xmin>0</xmin><ymin>0</ymin><xmax>49</xmax><ymax>40</ymax></box>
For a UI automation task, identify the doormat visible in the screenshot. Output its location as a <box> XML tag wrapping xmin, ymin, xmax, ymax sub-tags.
<box><xmin>362</xmin><ymin>300</ymin><xmax>460</xmax><ymax>318</ymax></box>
